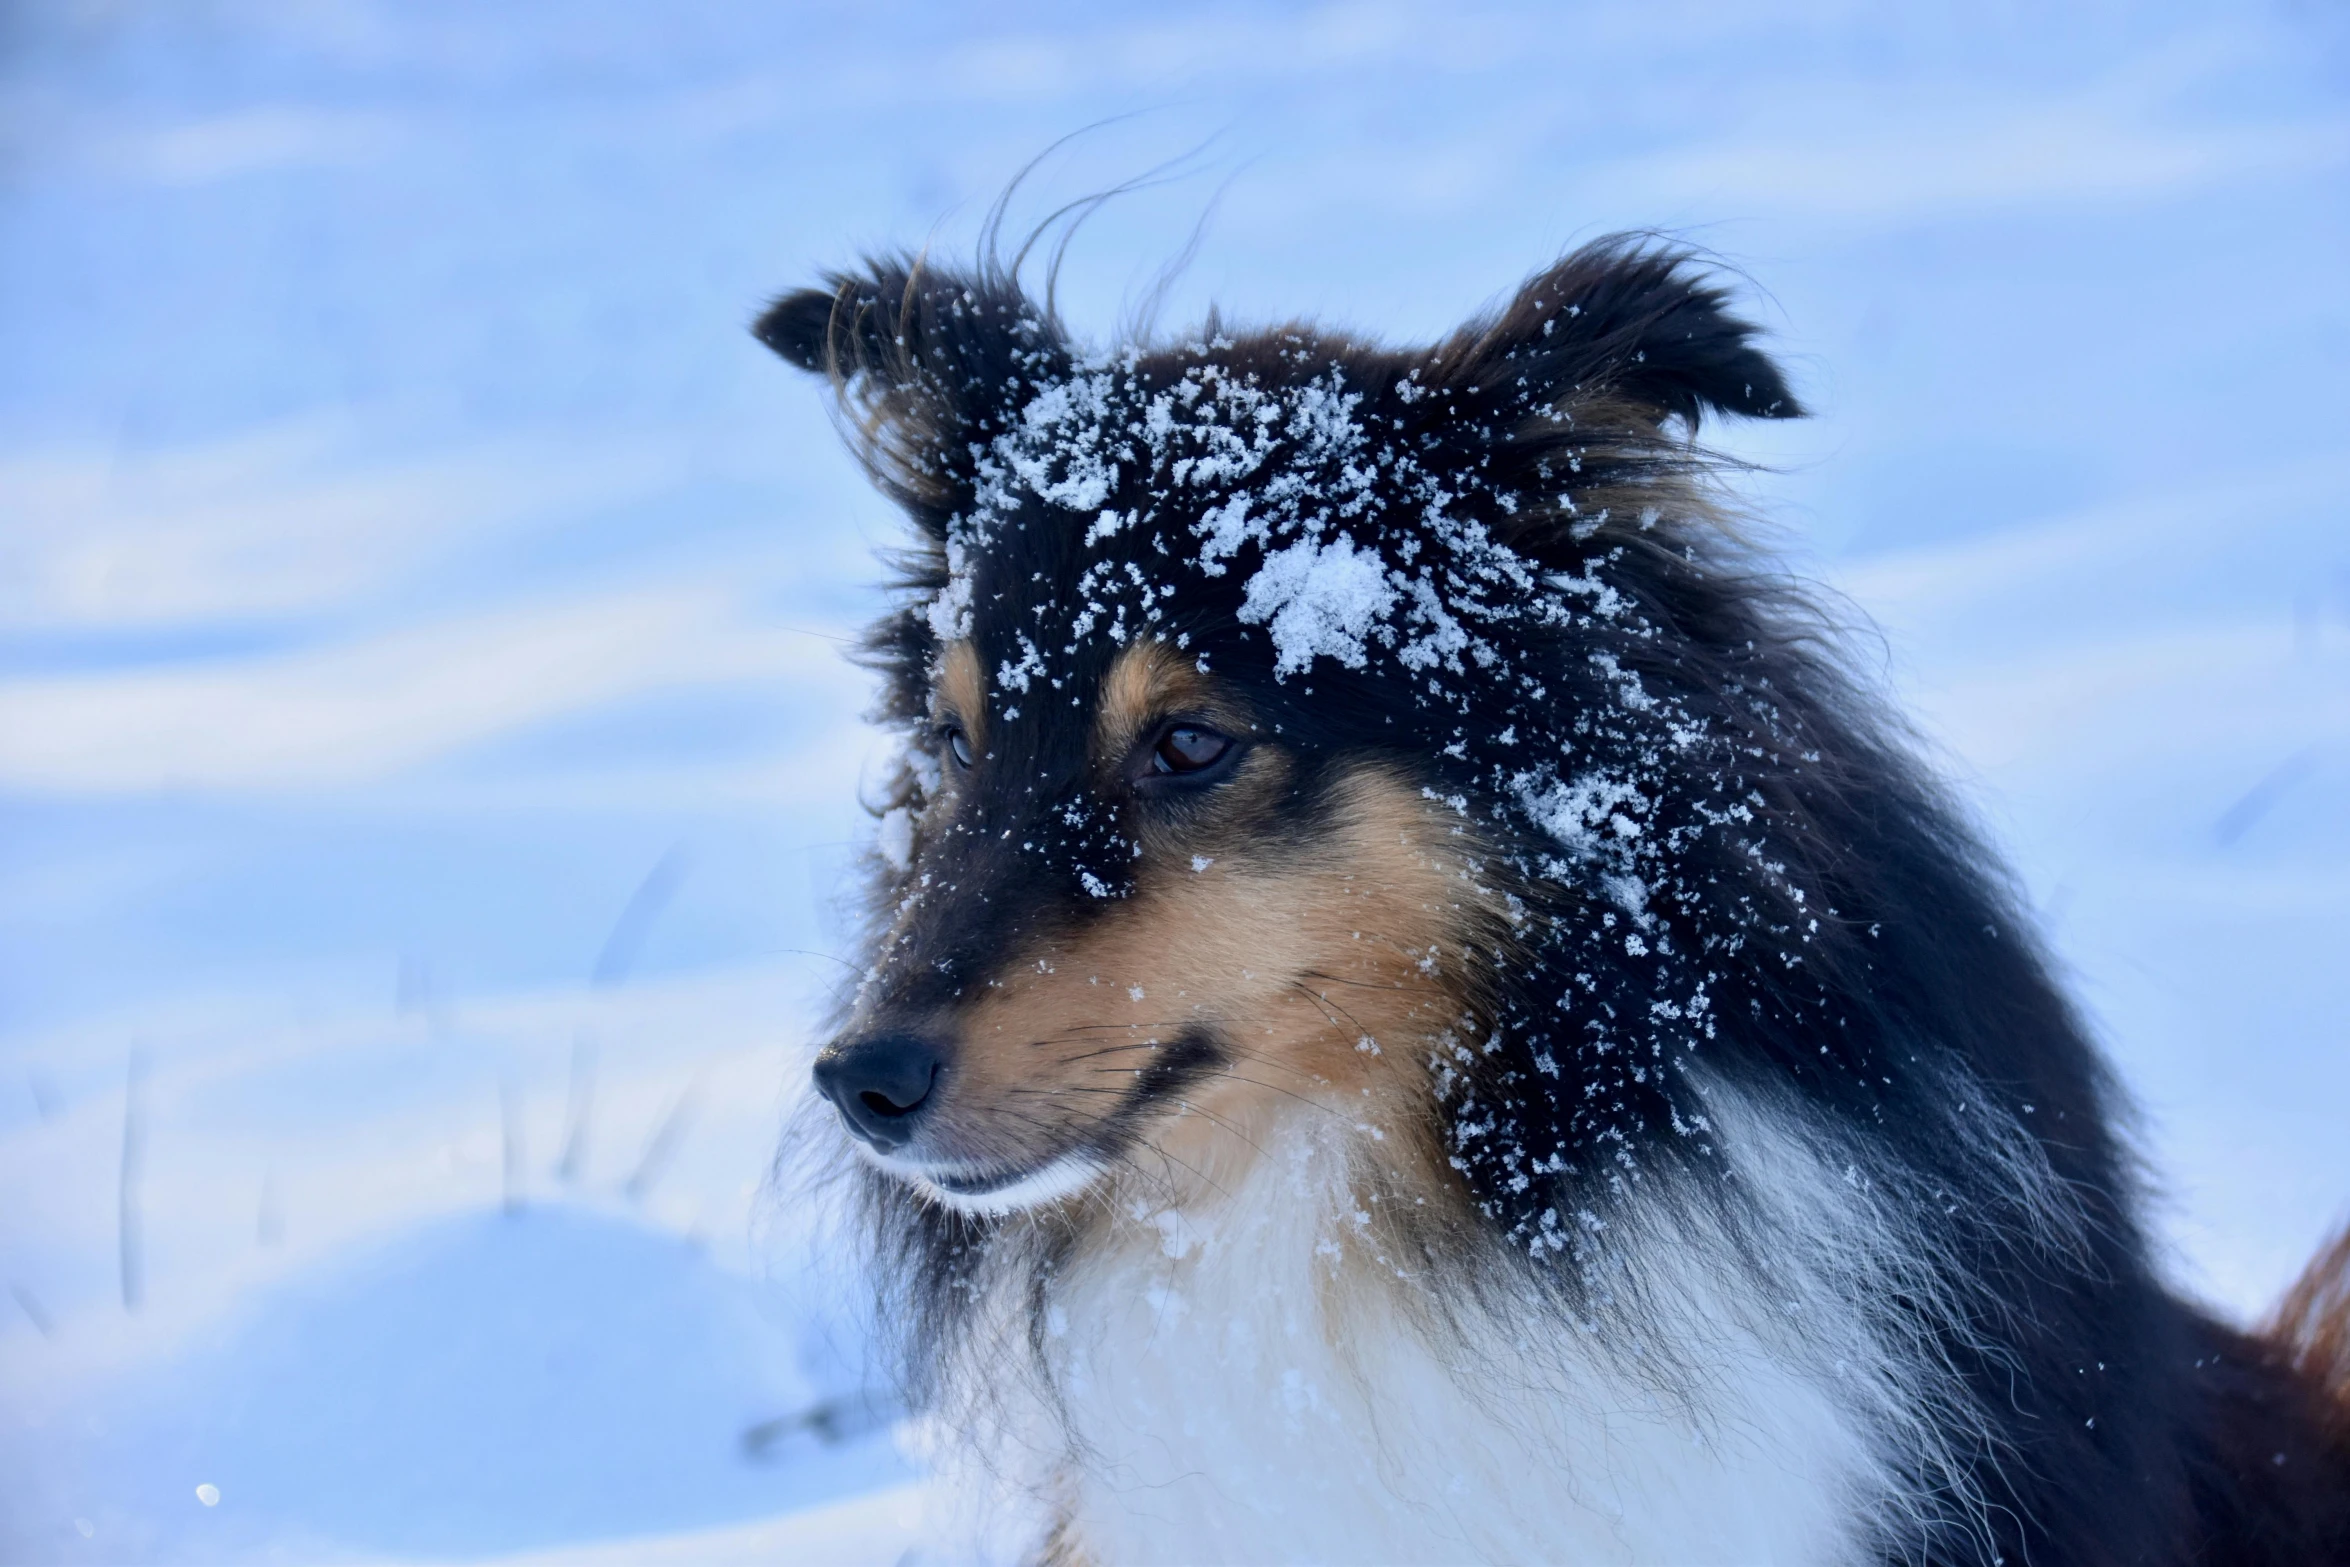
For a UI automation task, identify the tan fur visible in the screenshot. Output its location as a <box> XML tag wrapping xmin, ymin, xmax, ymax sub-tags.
<box><xmin>2267</xmin><ymin>1222</ymin><xmax>2350</xmax><ymax>1438</ymax></box>
<box><xmin>932</xmin><ymin>641</ymin><xmax>986</xmax><ymax>751</ymax></box>
<box><xmin>1091</xmin><ymin>641</ymin><xmax>1224</xmax><ymax>763</ymax></box>
<box><xmin>899</xmin><ymin>642</ymin><xmax>1505</xmax><ymax>1202</ymax></box>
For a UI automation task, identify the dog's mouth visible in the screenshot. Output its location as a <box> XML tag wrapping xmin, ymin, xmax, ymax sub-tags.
<box><xmin>902</xmin><ymin>1151</ymin><xmax>1109</xmax><ymax>1216</ymax></box>
<box><xmin>850</xmin><ymin>1142</ymin><xmax>1108</xmax><ymax>1216</ymax></box>
<box><xmin>845</xmin><ymin>1027</ymin><xmax>1227</xmax><ymax>1216</ymax></box>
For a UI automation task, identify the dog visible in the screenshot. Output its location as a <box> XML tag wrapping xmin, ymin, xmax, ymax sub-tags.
<box><xmin>756</xmin><ymin>237</ymin><xmax>2350</xmax><ymax>1565</ymax></box>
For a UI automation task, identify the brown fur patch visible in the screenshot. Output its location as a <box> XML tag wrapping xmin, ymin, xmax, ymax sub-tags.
<box><xmin>1091</xmin><ymin>641</ymin><xmax>1223</xmax><ymax>764</ymax></box>
<box><xmin>932</xmin><ymin>641</ymin><xmax>985</xmax><ymax>749</ymax></box>
<box><xmin>911</xmin><ymin>761</ymin><xmax>1504</xmax><ymax>1203</ymax></box>
<box><xmin>2268</xmin><ymin>1222</ymin><xmax>2350</xmax><ymax>1440</ymax></box>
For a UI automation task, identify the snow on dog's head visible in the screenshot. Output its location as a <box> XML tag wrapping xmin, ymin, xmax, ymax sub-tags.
<box><xmin>756</xmin><ymin>240</ymin><xmax>1813</xmax><ymax>1239</ymax></box>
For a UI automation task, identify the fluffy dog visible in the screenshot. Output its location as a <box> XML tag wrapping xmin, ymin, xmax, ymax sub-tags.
<box><xmin>757</xmin><ymin>237</ymin><xmax>2350</xmax><ymax>1565</ymax></box>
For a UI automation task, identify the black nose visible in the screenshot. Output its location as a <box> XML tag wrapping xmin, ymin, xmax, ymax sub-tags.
<box><xmin>812</xmin><ymin>1034</ymin><xmax>944</xmax><ymax>1151</ymax></box>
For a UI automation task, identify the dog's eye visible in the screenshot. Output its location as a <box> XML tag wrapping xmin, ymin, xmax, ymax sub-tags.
<box><xmin>943</xmin><ymin>725</ymin><xmax>974</xmax><ymax>769</ymax></box>
<box><xmin>1151</xmin><ymin>725</ymin><xmax>1230</xmax><ymax>776</ymax></box>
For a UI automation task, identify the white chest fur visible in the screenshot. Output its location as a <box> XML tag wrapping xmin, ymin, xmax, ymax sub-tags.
<box><xmin>1026</xmin><ymin>1121</ymin><xmax>1896</xmax><ymax>1567</ymax></box>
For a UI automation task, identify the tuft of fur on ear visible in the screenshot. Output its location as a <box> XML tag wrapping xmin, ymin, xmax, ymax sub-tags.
<box><xmin>750</xmin><ymin>287</ymin><xmax>850</xmax><ymax>373</ymax></box>
<box><xmin>752</xmin><ymin>256</ymin><xmax>1069</xmax><ymax>535</ymax></box>
<box><xmin>1446</xmin><ymin>236</ymin><xmax>1803</xmax><ymax>430</ymax></box>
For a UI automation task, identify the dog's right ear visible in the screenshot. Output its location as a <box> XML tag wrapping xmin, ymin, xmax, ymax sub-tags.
<box><xmin>754</xmin><ymin>258</ymin><xmax>1068</xmax><ymax>536</ymax></box>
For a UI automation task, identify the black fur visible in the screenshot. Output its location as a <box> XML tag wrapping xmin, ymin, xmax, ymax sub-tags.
<box><xmin>759</xmin><ymin>235</ymin><xmax>2350</xmax><ymax>1564</ymax></box>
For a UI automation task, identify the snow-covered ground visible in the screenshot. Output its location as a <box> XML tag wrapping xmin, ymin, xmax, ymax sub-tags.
<box><xmin>3</xmin><ymin>1</ymin><xmax>2346</xmax><ymax>1560</ymax></box>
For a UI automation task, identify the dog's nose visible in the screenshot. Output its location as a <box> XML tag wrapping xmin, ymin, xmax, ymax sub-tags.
<box><xmin>812</xmin><ymin>1034</ymin><xmax>945</xmax><ymax>1151</ymax></box>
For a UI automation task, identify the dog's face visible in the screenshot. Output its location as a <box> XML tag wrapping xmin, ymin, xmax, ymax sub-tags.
<box><xmin>803</xmin><ymin>342</ymin><xmax>1507</xmax><ymax>1212</ymax></box>
<box><xmin>823</xmin><ymin>627</ymin><xmax>1477</xmax><ymax>1214</ymax></box>
<box><xmin>758</xmin><ymin>245</ymin><xmax>1804</xmax><ymax>1231</ymax></box>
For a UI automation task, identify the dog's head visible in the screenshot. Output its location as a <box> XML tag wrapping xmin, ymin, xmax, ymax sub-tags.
<box><xmin>757</xmin><ymin>241</ymin><xmax>1805</xmax><ymax>1231</ymax></box>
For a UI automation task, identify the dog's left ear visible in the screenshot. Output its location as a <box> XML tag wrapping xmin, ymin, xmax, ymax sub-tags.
<box><xmin>1437</xmin><ymin>238</ymin><xmax>1803</xmax><ymax>430</ymax></box>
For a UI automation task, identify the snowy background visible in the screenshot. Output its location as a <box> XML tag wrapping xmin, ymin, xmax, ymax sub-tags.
<box><xmin>3</xmin><ymin>1</ymin><xmax>2347</xmax><ymax>1560</ymax></box>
